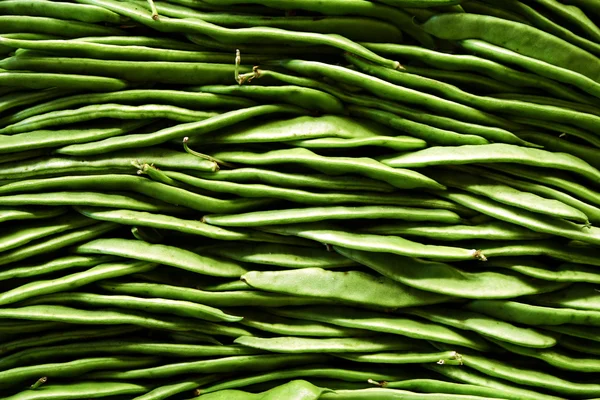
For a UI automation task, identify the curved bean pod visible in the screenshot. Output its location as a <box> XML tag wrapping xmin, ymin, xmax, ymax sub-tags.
<box><xmin>0</xmin><ymin>15</ymin><xmax>125</xmax><ymax>36</ymax></box>
<box><xmin>0</xmin><ymin>0</ymin><xmax>123</xmax><ymax>23</ymax></box>
<box><xmin>334</xmin><ymin>351</ymin><xmax>462</xmax><ymax>365</ymax></box>
<box><xmin>0</xmin><ymin>70</ymin><xmax>127</xmax><ymax>91</ymax></box>
<box><xmin>0</xmin><ymin>206</ymin><xmax>67</xmax><ymax>223</ymax></box>
<box><xmin>0</xmin><ymin>254</ymin><xmax>114</xmax><ymax>282</ymax></box>
<box><xmin>133</xmin><ymin>375</ymin><xmax>220</xmax><ymax>400</ymax></box>
<box><xmin>0</xmin><ymin>88</ymin><xmax>69</xmax><ymax>115</ymax></box>
<box><xmin>519</xmin><ymin>131</ymin><xmax>600</xmax><ymax>169</ymax></box>
<box><xmin>5</xmin><ymin>381</ymin><xmax>150</xmax><ymax>399</ymax></box>
<box><xmin>526</xmin><ymin>283</ymin><xmax>600</xmax><ymax>311</ymax></box>
<box><xmin>289</xmin><ymin>136</ymin><xmax>426</xmax><ymax>151</ymax></box>
<box><xmin>484</xmin><ymin>257</ymin><xmax>600</xmax><ymax>284</ymax></box>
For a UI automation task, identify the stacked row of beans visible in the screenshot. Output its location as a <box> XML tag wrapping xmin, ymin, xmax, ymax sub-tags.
<box><xmin>1</xmin><ymin>0</ymin><xmax>599</xmax><ymax>399</ymax></box>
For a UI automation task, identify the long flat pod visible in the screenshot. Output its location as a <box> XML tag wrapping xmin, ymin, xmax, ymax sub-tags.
<box><xmin>0</xmin><ymin>0</ymin><xmax>123</xmax><ymax>23</ymax></box>
<box><xmin>74</xmin><ymin>238</ymin><xmax>249</xmax><ymax>278</ymax></box>
<box><xmin>260</xmin><ymin>222</ymin><xmax>485</xmax><ymax>261</ymax></box>
<box><xmin>335</xmin><ymin>247</ymin><xmax>567</xmax><ymax>299</ymax></box>
<box><xmin>268</xmin><ymin>306</ymin><xmax>492</xmax><ymax>351</ymax></box>
<box><xmin>211</xmin><ymin>148</ymin><xmax>445</xmax><ymax>190</ymax></box>
<box><xmin>0</xmin><ymin>206</ymin><xmax>67</xmax><ymax>223</ymax></box>
<box><xmin>190</xmin><ymin>379</ymin><xmax>326</xmax><ymax>400</ymax></box>
<box><xmin>380</xmin><ymin>143</ymin><xmax>600</xmax><ymax>184</ymax></box>
<box><xmin>319</xmin><ymin>388</ymin><xmax>502</xmax><ymax>400</ymax></box>
<box><xmin>526</xmin><ymin>283</ymin><xmax>600</xmax><ymax>311</ymax></box>
<box><xmin>0</xmin><ymin>254</ymin><xmax>115</xmax><ymax>281</ymax></box>
<box><xmin>241</xmin><ymin>268</ymin><xmax>450</xmax><ymax>309</ymax></box>
<box><xmin>421</xmin><ymin>13</ymin><xmax>600</xmax><ymax>83</ymax></box>
<box><xmin>465</xmin><ymin>300</ymin><xmax>600</xmax><ymax>326</ymax></box>
<box><xmin>4</xmin><ymin>381</ymin><xmax>149</xmax><ymax>400</ymax></box>
<box><xmin>203</xmin><ymin>206</ymin><xmax>462</xmax><ymax>227</ymax></box>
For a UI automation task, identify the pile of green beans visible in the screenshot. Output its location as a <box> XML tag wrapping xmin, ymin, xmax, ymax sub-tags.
<box><xmin>1</xmin><ymin>0</ymin><xmax>600</xmax><ymax>399</ymax></box>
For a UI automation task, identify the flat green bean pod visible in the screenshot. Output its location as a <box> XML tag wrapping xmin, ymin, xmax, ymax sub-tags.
<box><xmin>20</xmin><ymin>292</ymin><xmax>243</xmax><ymax>322</ymax></box>
<box><xmin>241</xmin><ymin>268</ymin><xmax>450</xmax><ymax>309</ymax></box>
<box><xmin>0</xmin><ymin>206</ymin><xmax>67</xmax><ymax>223</ymax></box>
<box><xmin>57</xmin><ymin>104</ymin><xmax>307</xmax><ymax>155</ymax></box>
<box><xmin>0</xmin><ymin>0</ymin><xmax>123</xmax><ymax>23</ymax></box>
<box><xmin>437</xmin><ymin>191</ymin><xmax>600</xmax><ymax>246</ymax></box>
<box><xmin>383</xmin><ymin>379</ymin><xmax>517</xmax><ymax>399</ymax></box>
<box><xmin>83</xmin><ymin>354</ymin><xmax>330</xmax><ymax>380</ymax></box>
<box><xmin>4</xmin><ymin>381</ymin><xmax>150</xmax><ymax>400</ymax></box>
<box><xmin>0</xmin><ymin>321</ymin><xmax>66</xmax><ymax>336</ymax></box>
<box><xmin>0</xmin><ymin>222</ymin><xmax>118</xmax><ymax>268</ymax></box>
<box><xmin>194</xmin><ymin>379</ymin><xmax>326</xmax><ymax>400</ymax></box>
<box><xmin>269</xmin><ymin>306</ymin><xmax>492</xmax><ymax>351</ymax></box>
<box><xmin>466</xmin><ymin>300</ymin><xmax>600</xmax><ymax>326</ymax></box>
<box><xmin>514</xmin><ymin>118</ymin><xmax>600</xmax><ymax>149</ymax></box>
<box><xmin>559</xmin><ymin>335</ymin><xmax>600</xmax><ymax>355</ymax></box>
<box><xmin>491</xmin><ymin>339</ymin><xmax>600</xmax><ymax>373</ymax></box>
<box><xmin>234</xmin><ymin>335</ymin><xmax>424</xmax><ymax>354</ymax></box>
<box><xmin>541</xmin><ymin>324</ymin><xmax>600</xmax><ymax>342</ymax></box>
<box><xmin>526</xmin><ymin>283</ymin><xmax>600</xmax><ymax>311</ymax></box>
<box><xmin>201</xmin><ymin>243</ymin><xmax>357</xmax><ymax>269</ymax></box>
<box><xmin>74</xmin><ymin>238</ymin><xmax>249</xmax><ymax>278</ymax></box>
<box><xmin>0</xmin><ymin>260</ymin><xmax>156</xmax><ymax>306</ymax></box>
<box><xmin>204</xmin><ymin>205</ymin><xmax>463</xmax><ymax>227</ymax></box>
<box><xmin>336</xmin><ymin>247</ymin><xmax>567</xmax><ymax>299</ymax></box>
<box><xmin>289</xmin><ymin>136</ymin><xmax>426</xmax><ymax>151</ymax></box>
<box><xmin>519</xmin><ymin>131</ymin><xmax>600</xmax><ymax>169</ymax></box>
<box><xmin>380</xmin><ymin>143</ymin><xmax>600</xmax><ymax>183</ymax></box>
<box><xmin>0</xmin><ymin>254</ymin><xmax>115</xmax><ymax>282</ymax></box>
<box><xmin>98</xmin><ymin>280</ymin><xmax>333</xmax><ymax>308</ymax></box>
<box><xmin>0</xmin><ymin>70</ymin><xmax>128</xmax><ymax>91</ymax></box>
<box><xmin>0</xmin><ymin>15</ymin><xmax>125</xmax><ymax>36</ymax></box>
<box><xmin>0</xmin><ymin>104</ymin><xmax>219</xmax><ymax>135</ymax></box>
<box><xmin>334</xmin><ymin>351</ymin><xmax>462</xmax><ymax>365</ymax></box>
<box><xmin>260</xmin><ymin>223</ymin><xmax>485</xmax><ymax>261</ymax></box>
<box><xmin>133</xmin><ymin>375</ymin><xmax>220</xmax><ymax>400</ymax></box>
<box><xmin>319</xmin><ymin>387</ymin><xmax>502</xmax><ymax>400</ymax></box>
<box><xmin>402</xmin><ymin>307</ymin><xmax>557</xmax><ymax>348</ymax></box>
<box><xmin>0</xmin><ymin>88</ymin><xmax>68</xmax><ymax>115</ymax></box>
<box><xmin>424</xmin><ymin>168</ymin><xmax>589</xmax><ymax>223</ymax></box>
<box><xmin>483</xmin><ymin>257</ymin><xmax>600</xmax><ymax>284</ymax></box>
<box><xmin>211</xmin><ymin>148</ymin><xmax>444</xmax><ymax>190</ymax></box>
<box><xmin>421</xmin><ymin>13</ymin><xmax>600</xmax><ymax>83</ymax></box>
<box><xmin>359</xmin><ymin>221</ymin><xmax>549</xmax><ymax>241</ymax></box>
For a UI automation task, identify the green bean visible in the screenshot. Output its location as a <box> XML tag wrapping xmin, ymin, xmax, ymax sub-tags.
<box><xmin>381</xmin><ymin>143</ymin><xmax>600</xmax><ymax>183</ymax></box>
<box><xmin>336</xmin><ymin>247</ymin><xmax>566</xmax><ymax>300</ymax></box>
<box><xmin>359</xmin><ymin>221</ymin><xmax>548</xmax><ymax>241</ymax></box>
<box><xmin>483</xmin><ymin>0</ymin><xmax>600</xmax><ymax>56</ymax></box>
<box><xmin>474</xmin><ymin>239</ymin><xmax>600</xmax><ymax>266</ymax></box>
<box><xmin>269</xmin><ymin>306</ymin><xmax>492</xmax><ymax>351</ymax></box>
<box><xmin>491</xmin><ymin>339</ymin><xmax>600</xmax><ymax>373</ymax></box>
<box><xmin>0</xmin><ymin>70</ymin><xmax>127</xmax><ymax>91</ymax></box>
<box><xmin>460</xmin><ymin>39</ymin><xmax>600</xmax><ymax>99</ymax></box>
<box><xmin>491</xmin><ymin>93</ymin><xmax>600</xmax><ymax>117</ymax></box>
<box><xmin>0</xmin><ymin>222</ymin><xmax>118</xmax><ymax>268</ymax></box>
<box><xmin>0</xmin><ymin>326</ymin><xmax>141</xmax><ymax>356</ymax></box>
<box><xmin>204</xmin><ymin>205</ymin><xmax>463</xmax><ymax>228</ymax></box>
<box><xmin>404</xmin><ymin>307</ymin><xmax>557</xmax><ymax>348</ymax></box>
<box><xmin>437</xmin><ymin>191</ymin><xmax>600</xmax><ymax>246</ymax></box>
<box><xmin>422</xmin><ymin>13</ymin><xmax>600</xmax><ymax>83</ymax></box>
<box><xmin>232</xmin><ymin>309</ymin><xmax>370</xmax><ymax>338</ymax></box>
<box><xmin>454</xmin><ymin>165</ymin><xmax>600</xmax><ymax>224</ymax></box>
<box><xmin>74</xmin><ymin>238</ymin><xmax>249</xmax><ymax>278</ymax></box>
<box><xmin>210</xmin><ymin>148</ymin><xmax>445</xmax><ymax>190</ymax></box>
<box><xmin>0</xmin><ymin>304</ymin><xmax>252</xmax><ymax>337</ymax></box>
<box><xmin>98</xmin><ymin>279</ymin><xmax>333</xmax><ymax>308</ymax></box>
<box><xmin>0</xmin><ymin>356</ymin><xmax>159</xmax><ymax>389</ymax></box>
<box><xmin>488</xmin><ymin>164</ymin><xmax>600</xmax><ymax>207</ymax></box>
<box><xmin>260</xmin><ymin>223</ymin><xmax>486</xmax><ymax>261</ymax></box>
<box><xmin>190</xmin><ymin>168</ymin><xmax>395</xmax><ymax>193</ymax></box>
<box><xmin>163</xmin><ymin>170</ymin><xmax>456</xmax><ymax>208</ymax></box>
<box><xmin>242</xmin><ymin>268</ymin><xmax>450</xmax><ymax>309</ymax></box>
<box><xmin>466</xmin><ymin>300</ymin><xmax>600</xmax><ymax>326</ymax></box>
<box><xmin>512</xmin><ymin>117</ymin><xmax>600</xmax><ymax>148</ymax></box>
<box><xmin>0</xmin><ymin>104</ymin><xmax>219</xmax><ymax>135</ymax></box>
<box><xmin>274</xmin><ymin>60</ymin><xmax>519</xmax><ymax>130</ymax></box>
<box><xmin>0</xmin><ymin>148</ymin><xmax>218</xmax><ymax>179</ymax></box>
<box><xmin>0</xmin><ymin>175</ymin><xmax>274</xmax><ymax>213</ymax></box>
<box><xmin>234</xmin><ymin>335</ymin><xmax>424</xmax><ymax>354</ymax></box>
<box><xmin>0</xmin><ymin>88</ymin><xmax>69</xmax><ymax>115</ymax></box>
<box><xmin>200</xmin><ymin>366</ymin><xmax>416</xmax><ymax>394</ymax></box>
<box><xmin>0</xmin><ymin>0</ymin><xmax>123</xmax><ymax>23</ymax></box>
<box><xmin>0</xmin><ymin>150</ymin><xmax>47</xmax><ymax>166</ymax></box>
<box><xmin>484</xmin><ymin>257</ymin><xmax>600</xmax><ymax>284</ymax></box>
<box><xmin>527</xmin><ymin>283</ymin><xmax>600</xmax><ymax>311</ymax></box>
<box><xmin>76</xmin><ymin>34</ymin><xmax>205</xmax><ymax>50</ymax></box>
<box><xmin>198</xmin><ymin>280</ymin><xmax>251</xmax><ymax>292</ymax></box>
<box><xmin>0</xmin><ymin>206</ymin><xmax>67</xmax><ymax>224</ymax></box>
<box><xmin>457</xmin><ymin>351</ymin><xmax>600</xmax><ymax>397</ymax></box>
<box><xmin>461</xmin><ymin>0</ymin><xmax>532</xmax><ymax>24</ymax></box>
<box><xmin>0</xmin><ymin>212</ymin><xmax>99</xmax><ymax>253</ymax></box>
<box><xmin>290</xmin><ymin>136</ymin><xmax>427</xmax><ymax>151</ymax></box>
<box><xmin>190</xmin><ymin>114</ymin><xmax>392</xmax><ymax>145</ymax></box>
<box><xmin>0</xmin><ymin>260</ymin><xmax>156</xmax><ymax>306</ymax></box>
<box><xmin>134</xmin><ymin>375</ymin><xmax>220</xmax><ymax>400</ymax></box>
<box><xmin>198</xmin><ymin>379</ymin><xmax>327</xmax><ymax>400</ymax></box>
<box><xmin>541</xmin><ymin>324</ymin><xmax>600</xmax><ymax>342</ymax></box>
<box><xmin>349</xmin><ymin>53</ymin><xmax>600</xmax><ymax>130</ymax></box>
<box><xmin>425</xmin><ymin>168</ymin><xmax>589</xmax><ymax>223</ymax></box>
<box><xmin>425</xmin><ymin>364</ymin><xmax>565</xmax><ymax>400</ymax></box>
<box><xmin>0</xmin><ymin>120</ymin><xmax>153</xmax><ymax>154</ymax></box>
<box><xmin>319</xmin><ymin>387</ymin><xmax>503</xmax><ymax>400</ymax></box>
<box><xmin>6</xmin><ymin>381</ymin><xmax>152</xmax><ymax>400</ymax></box>
<box><xmin>383</xmin><ymin>379</ymin><xmax>515</xmax><ymax>399</ymax></box>
<box><xmin>347</xmin><ymin>106</ymin><xmax>489</xmax><ymax>146</ymax></box>
<box><xmin>85</xmin><ymin>354</ymin><xmax>330</xmax><ymax>381</ymax></box>
<box><xmin>75</xmin><ymin>0</ymin><xmax>402</xmax><ymax>69</ymax></box>
<box><xmin>0</xmin><ymin>321</ymin><xmax>66</xmax><ymax>336</ymax></box>
<box><xmin>21</xmin><ymin>291</ymin><xmax>243</xmax><ymax>322</ymax></box>
<box><xmin>57</xmin><ymin>104</ymin><xmax>307</xmax><ymax>155</ymax></box>
<box><xmin>529</xmin><ymin>0</ymin><xmax>600</xmax><ymax>42</ymax></box>
<box><xmin>335</xmin><ymin>351</ymin><xmax>462</xmax><ymax>365</ymax></box>
<box><xmin>559</xmin><ymin>335</ymin><xmax>600</xmax><ymax>355</ymax></box>
<box><xmin>0</xmin><ymin>90</ymin><xmax>255</xmax><ymax>128</ymax></box>
<box><xmin>0</xmin><ymin>254</ymin><xmax>115</xmax><ymax>282</ymax></box>
<box><xmin>194</xmin><ymin>84</ymin><xmax>344</xmax><ymax>114</ymax></box>
<box><xmin>0</xmin><ymin>15</ymin><xmax>125</xmax><ymax>36</ymax></box>
<box><xmin>519</xmin><ymin>131</ymin><xmax>600</xmax><ymax>169</ymax></box>
<box><xmin>0</xmin><ymin>191</ymin><xmax>187</xmax><ymax>214</ymax></box>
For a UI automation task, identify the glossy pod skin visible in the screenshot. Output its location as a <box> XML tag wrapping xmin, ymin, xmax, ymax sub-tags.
<box><xmin>0</xmin><ymin>15</ymin><xmax>125</xmax><ymax>37</ymax></box>
<box><xmin>0</xmin><ymin>0</ymin><xmax>123</xmax><ymax>23</ymax></box>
